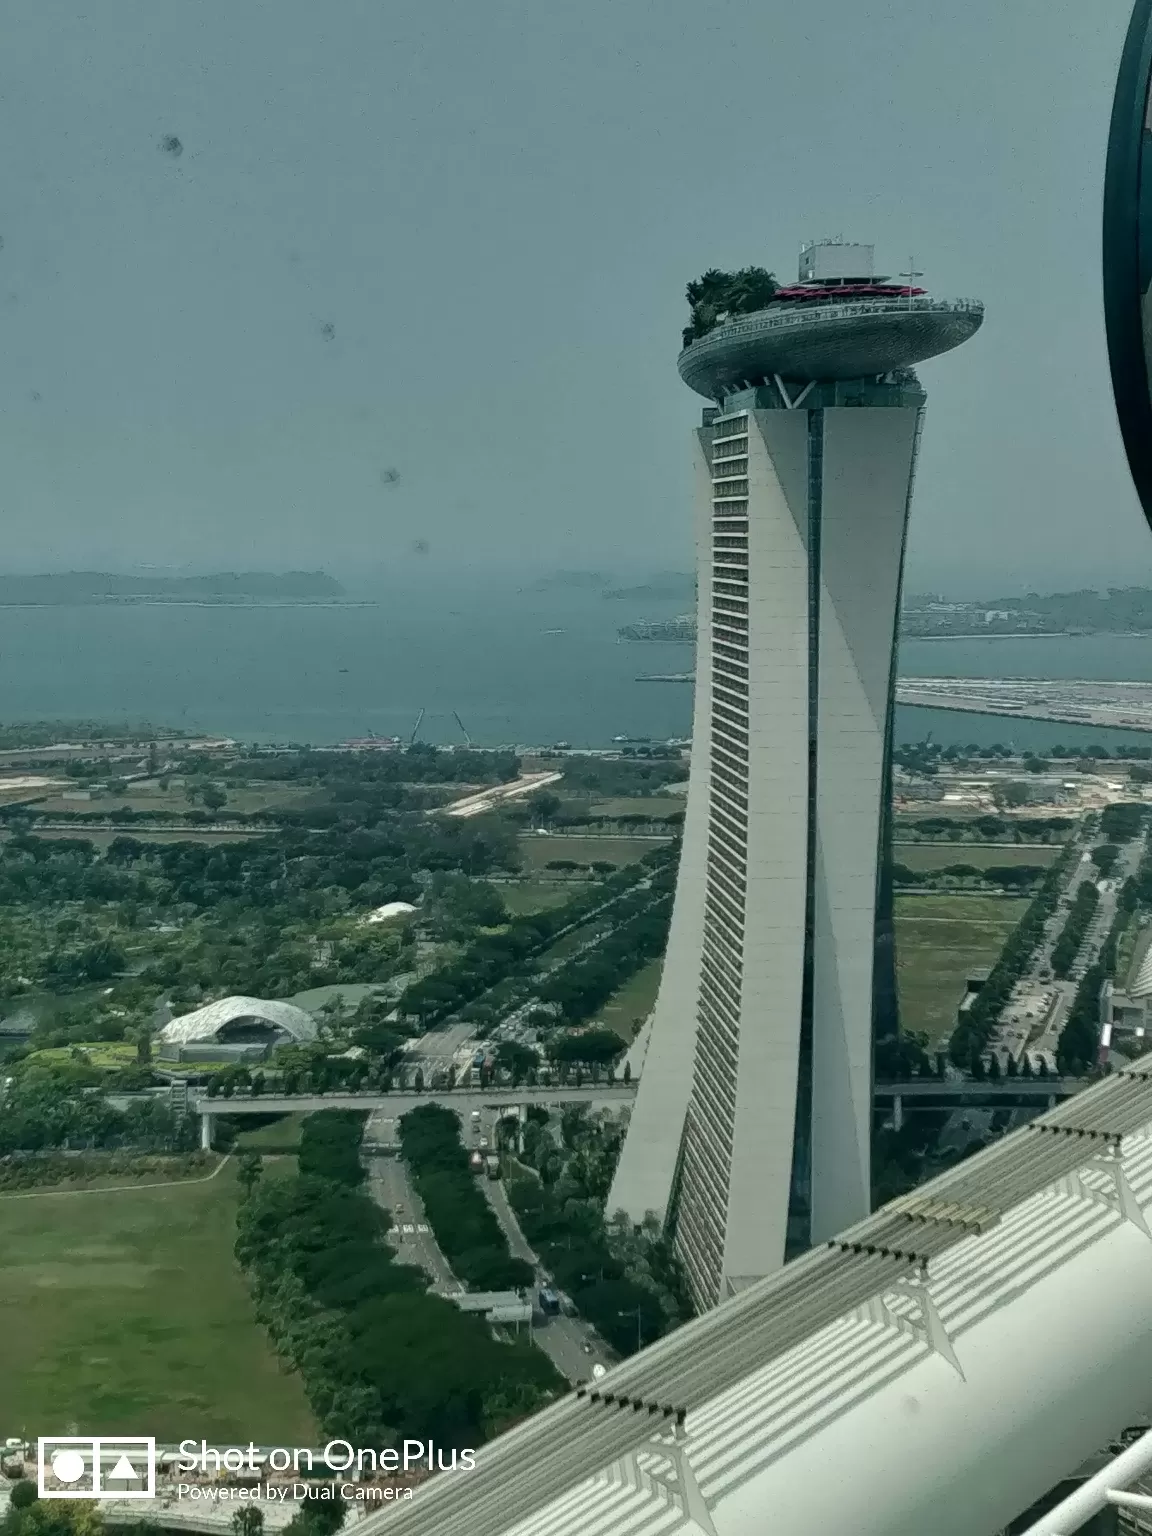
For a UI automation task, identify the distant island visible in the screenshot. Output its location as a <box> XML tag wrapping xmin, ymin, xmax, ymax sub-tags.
<box><xmin>0</xmin><ymin>571</ymin><xmax>348</xmax><ymax>606</ymax></box>
<box><xmin>903</xmin><ymin>587</ymin><xmax>1152</xmax><ymax>638</ymax></box>
<box><xmin>528</xmin><ymin>571</ymin><xmax>608</xmax><ymax>591</ymax></box>
<box><xmin>615</xmin><ymin>585</ymin><xmax>1152</xmax><ymax>646</ymax></box>
<box><xmin>618</xmin><ymin>616</ymin><xmax>695</xmax><ymax>643</ymax></box>
<box><xmin>604</xmin><ymin>573</ymin><xmax>695</xmax><ymax>601</ymax></box>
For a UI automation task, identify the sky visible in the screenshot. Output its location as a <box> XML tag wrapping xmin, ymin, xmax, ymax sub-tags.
<box><xmin>0</xmin><ymin>0</ymin><xmax>1148</xmax><ymax>595</ymax></box>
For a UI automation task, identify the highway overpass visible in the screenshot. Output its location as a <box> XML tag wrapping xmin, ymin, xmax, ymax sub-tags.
<box><xmin>191</xmin><ymin>1085</ymin><xmax>638</xmax><ymax>1148</ymax></box>
<box><xmin>193</xmin><ymin>1077</ymin><xmax>1090</xmax><ymax>1116</ymax></box>
<box><xmin>191</xmin><ymin>1077</ymin><xmax>1093</xmax><ymax>1145</ymax></box>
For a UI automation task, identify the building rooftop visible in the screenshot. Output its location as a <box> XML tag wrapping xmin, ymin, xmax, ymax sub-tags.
<box><xmin>678</xmin><ymin>294</ymin><xmax>983</xmax><ymax>399</ymax></box>
<box><xmin>157</xmin><ymin>995</ymin><xmax>318</xmax><ymax>1045</ymax></box>
<box><xmin>358</xmin><ymin>1064</ymin><xmax>1152</xmax><ymax>1536</ymax></box>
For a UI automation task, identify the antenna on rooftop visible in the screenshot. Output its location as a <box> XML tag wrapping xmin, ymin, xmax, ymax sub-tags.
<box><xmin>899</xmin><ymin>257</ymin><xmax>924</xmax><ymax>309</ymax></box>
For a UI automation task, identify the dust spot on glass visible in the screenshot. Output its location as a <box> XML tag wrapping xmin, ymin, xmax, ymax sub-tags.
<box><xmin>411</xmin><ymin>539</ymin><xmax>430</xmax><ymax>556</ymax></box>
<box><xmin>320</xmin><ymin>321</ymin><xmax>336</xmax><ymax>342</ymax></box>
<box><xmin>381</xmin><ymin>467</ymin><xmax>400</xmax><ymax>486</ymax></box>
<box><xmin>159</xmin><ymin>135</ymin><xmax>183</xmax><ymax>158</ymax></box>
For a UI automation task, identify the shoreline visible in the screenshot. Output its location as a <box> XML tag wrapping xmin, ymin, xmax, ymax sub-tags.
<box><xmin>907</xmin><ymin>630</ymin><xmax>1152</xmax><ymax>642</ymax></box>
<box><xmin>0</xmin><ymin>599</ymin><xmax>376</xmax><ymax>610</ymax></box>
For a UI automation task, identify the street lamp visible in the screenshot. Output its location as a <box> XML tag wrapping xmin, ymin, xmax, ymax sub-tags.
<box><xmin>618</xmin><ymin>1306</ymin><xmax>643</xmax><ymax>1354</ymax></box>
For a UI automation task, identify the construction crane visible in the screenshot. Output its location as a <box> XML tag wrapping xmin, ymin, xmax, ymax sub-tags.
<box><xmin>453</xmin><ymin>711</ymin><xmax>472</xmax><ymax>746</ymax></box>
<box><xmin>409</xmin><ymin>708</ymin><xmax>425</xmax><ymax>747</ymax></box>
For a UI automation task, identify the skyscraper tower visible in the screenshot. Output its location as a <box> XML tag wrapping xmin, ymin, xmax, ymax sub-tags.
<box><xmin>609</xmin><ymin>242</ymin><xmax>983</xmax><ymax>1311</ymax></box>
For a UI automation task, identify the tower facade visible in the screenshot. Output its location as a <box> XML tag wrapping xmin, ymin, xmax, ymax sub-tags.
<box><xmin>608</xmin><ymin>244</ymin><xmax>982</xmax><ymax>1310</ymax></box>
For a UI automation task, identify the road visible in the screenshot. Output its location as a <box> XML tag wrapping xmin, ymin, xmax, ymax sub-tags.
<box><xmin>481</xmin><ymin>1172</ymin><xmax>536</xmax><ymax>1263</ymax></box>
<box><xmin>978</xmin><ymin>819</ymin><xmax>1126</xmax><ymax>1068</ymax></box>
<box><xmin>364</xmin><ymin>1109</ymin><xmax>615</xmax><ymax>1382</ymax></box>
<box><xmin>478</xmin><ymin>1172</ymin><xmax>616</xmax><ymax>1384</ymax></box>
<box><xmin>1027</xmin><ymin>829</ymin><xmax>1148</xmax><ymax>1062</ymax></box>
<box><xmin>408</xmin><ymin>1019</ymin><xmax>476</xmax><ymax>1072</ymax></box>
<box><xmin>364</xmin><ymin>1112</ymin><xmax>457</xmax><ymax>1292</ymax></box>
<box><xmin>531</xmin><ymin>1310</ymin><xmax>615</xmax><ymax>1384</ymax></box>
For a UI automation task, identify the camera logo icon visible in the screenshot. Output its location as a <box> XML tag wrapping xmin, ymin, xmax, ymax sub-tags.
<box><xmin>37</xmin><ymin>1438</ymin><xmax>156</xmax><ymax>1500</ymax></box>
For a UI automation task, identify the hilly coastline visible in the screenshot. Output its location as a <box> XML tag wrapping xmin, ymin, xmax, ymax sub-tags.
<box><xmin>0</xmin><ymin>571</ymin><xmax>347</xmax><ymax>605</ymax></box>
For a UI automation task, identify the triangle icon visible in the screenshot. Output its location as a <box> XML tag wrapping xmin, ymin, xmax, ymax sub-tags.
<box><xmin>109</xmin><ymin>1455</ymin><xmax>138</xmax><ymax>1481</ymax></box>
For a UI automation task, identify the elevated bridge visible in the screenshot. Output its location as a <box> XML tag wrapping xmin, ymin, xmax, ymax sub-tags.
<box><xmin>191</xmin><ymin>1077</ymin><xmax>1094</xmax><ymax>1145</ymax></box>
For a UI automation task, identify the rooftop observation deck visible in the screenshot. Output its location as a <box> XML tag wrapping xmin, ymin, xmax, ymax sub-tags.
<box><xmin>362</xmin><ymin>1062</ymin><xmax>1152</xmax><ymax>1536</ymax></box>
<box><xmin>678</xmin><ymin>295</ymin><xmax>984</xmax><ymax>399</ymax></box>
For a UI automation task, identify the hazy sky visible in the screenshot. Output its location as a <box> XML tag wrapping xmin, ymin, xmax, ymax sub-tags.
<box><xmin>1</xmin><ymin>0</ymin><xmax>1148</xmax><ymax>593</ymax></box>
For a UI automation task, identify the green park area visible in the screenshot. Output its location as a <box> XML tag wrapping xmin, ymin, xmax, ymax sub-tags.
<box><xmin>0</xmin><ymin>1160</ymin><xmax>316</xmax><ymax>1442</ymax></box>
<box><xmin>592</xmin><ymin>957</ymin><xmax>662</xmax><ymax>1042</ymax></box>
<box><xmin>31</xmin><ymin>780</ymin><xmax>313</xmax><ymax>818</ymax></box>
<box><xmin>894</xmin><ymin>842</ymin><xmax>1060</xmax><ymax>873</ymax></box>
<box><xmin>587</xmin><ymin>795</ymin><xmax>686</xmax><ymax>821</ymax></box>
<box><xmin>517</xmin><ymin>834</ymin><xmax>669</xmax><ymax>873</ymax></box>
<box><xmin>499</xmin><ymin>880</ymin><xmax>579</xmax><ymax>915</ymax></box>
<box><xmin>894</xmin><ymin>893</ymin><xmax>1029</xmax><ymax>1046</ymax></box>
<box><xmin>233</xmin><ymin>1113</ymin><xmax>307</xmax><ymax>1152</ymax></box>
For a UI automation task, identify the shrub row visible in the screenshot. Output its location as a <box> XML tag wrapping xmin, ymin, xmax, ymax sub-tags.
<box><xmin>538</xmin><ymin>890</ymin><xmax>672</xmax><ymax>1023</ymax></box>
<box><xmin>1051</xmin><ymin>881</ymin><xmax>1100</xmax><ymax>979</ymax></box>
<box><xmin>893</xmin><ymin>863</ymin><xmax>1047</xmax><ymax>890</ymax></box>
<box><xmin>399</xmin><ymin>1105</ymin><xmax>533</xmax><ymax>1291</ymax></box>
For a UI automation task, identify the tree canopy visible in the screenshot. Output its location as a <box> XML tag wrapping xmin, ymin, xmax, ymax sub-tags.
<box><xmin>682</xmin><ymin>267</ymin><xmax>779</xmax><ymax>347</ymax></box>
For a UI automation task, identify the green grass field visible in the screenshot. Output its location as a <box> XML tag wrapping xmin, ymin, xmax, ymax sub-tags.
<box><xmin>232</xmin><ymin>1114</ymin><xmax>307</xmax><ymax>1152</ymax></box>
<box><xmin>895</xmin><ymin>893</ymin><xmax>1028</xmax><ymax>1047</ymax></box>
<box><xmin>0</xmin><ymin>1160</ymin><xmax>316</xmax><ymax>1441</ymax></box>
<box><xmin>586</xmin><ymin>796</ymin><xmax>686</xmax><ymax>820</ymax></box>
<box><xmin>893</xmin><ymin>843</ymin><xmax>1059</xmax><ymax>873</ymax></box>
<box><xmin>500</xmin><ymin>881</ymin><xmax>588</xmax><ymax>915</ymax></box>
<box><xmin>517</xmin><ymin>835</ymin><xmax>669</xmax><ymax>872</ymax></box>
<box><xmin>592</xmin><ymin>958</ymin><xmax>662</xmax><ymax>1042</ymax></box>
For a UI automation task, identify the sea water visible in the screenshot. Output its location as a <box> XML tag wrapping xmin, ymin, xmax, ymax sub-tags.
<box><xmin>1</xmin><ymin>580</ymin><xmax>1151</xmax><ymax>751</ymax></box>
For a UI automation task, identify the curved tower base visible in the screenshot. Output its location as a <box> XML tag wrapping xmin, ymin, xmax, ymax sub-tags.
<box><xmin>609</xmin><ymin>373</ymin><xmax>925</xmax><ymax>1312</ymax></box>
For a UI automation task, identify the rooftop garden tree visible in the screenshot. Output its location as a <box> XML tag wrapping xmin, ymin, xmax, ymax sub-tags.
<box><xmin>682</xmin><ymin>266</ymin><xmax>780</xmax><ymax>347</ymax></box>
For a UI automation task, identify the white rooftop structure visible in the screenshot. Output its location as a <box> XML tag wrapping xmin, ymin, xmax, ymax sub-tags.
<box><xmin>359</xmin><ymin>1064</ymin><xmax>1152</xmax><ymax>1536</ymax></box>
<box><xmin>157</xmin><ymin>995</ymin><xmax>318</xmax><ymax>1046</ymax></box>
<box><xmin>798</xmin><ymin>238</ymin><xmax>875</xmax><ymax>282</ymax></box>
<box><xmin>451</xmin><ymin>1290</ymin><xmax>534</xmax><ymax>1325</ymax></box>
<box><xmin>365</xmin><ymin>901</ymin><xmax>418</xmax><ymax>924</ymax></box>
